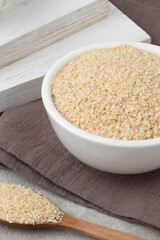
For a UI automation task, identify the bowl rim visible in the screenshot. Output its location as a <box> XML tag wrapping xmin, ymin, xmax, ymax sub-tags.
<box><xmin>42</xmin><ymin>41</ymin><xmax>160</xmax><ymax>147</ymax></box>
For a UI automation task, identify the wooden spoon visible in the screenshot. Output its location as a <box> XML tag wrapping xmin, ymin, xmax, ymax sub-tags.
<box><xmin>0</xmin><ymin>214</ymin><xmax>145</xmax><ymax>240</ymax></box>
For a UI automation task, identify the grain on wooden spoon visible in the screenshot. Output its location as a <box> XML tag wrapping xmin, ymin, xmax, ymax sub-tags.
<box><xmin>0</xmin><ymin>183</ymin><xmax>145</xmax><ymax>240</ymax></box>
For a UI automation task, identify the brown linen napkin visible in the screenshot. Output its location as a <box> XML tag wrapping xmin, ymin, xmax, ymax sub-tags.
<box><xmin>0</xmin><ymin>99</ymin><xmax>160</xmax><ymax>229</ymax></box>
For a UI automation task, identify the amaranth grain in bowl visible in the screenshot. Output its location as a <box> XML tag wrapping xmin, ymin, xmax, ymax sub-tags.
<box><xmin>51</xmin><ymin>44</ymin><xmax>160</xmax><ymax>141</ymax></box>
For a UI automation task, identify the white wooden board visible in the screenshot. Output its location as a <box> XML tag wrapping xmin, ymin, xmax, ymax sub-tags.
<box><xmin>0</xmin><ymin>2</ymin><xmax>151</xmax><ymax>112</ymax></box>
<box><xmin>0</xmin><ymin>0</ymin><xmax>108</xmax><ymax>68</ymax></box>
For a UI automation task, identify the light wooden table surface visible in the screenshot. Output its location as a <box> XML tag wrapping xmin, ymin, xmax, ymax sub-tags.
<box><xmin>0</xmin><ymin>164</ymin><xmax>159</xmax><ymax>240</ymax></box>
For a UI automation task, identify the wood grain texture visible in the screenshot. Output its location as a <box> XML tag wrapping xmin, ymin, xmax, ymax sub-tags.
<box><xmin>0</xmin><ymin>0</ymin><xmax>108</xmax><ymax>68</ymax></box>
<box><xmin>58</xmin><ymin>214</ymin><xmax>146</xmax><ymax>240</ymax></box>
<box><xmin>0</xmin><ymin>214</ymin><xmax>146</xmax><ymax>240</ymax></box>
<box><xmin>0</xmin><ymin>2</ymin><xmax>151</xmax><ymax>112</ymax></box>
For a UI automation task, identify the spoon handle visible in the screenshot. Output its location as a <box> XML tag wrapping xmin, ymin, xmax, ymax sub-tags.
<box><xmin>58</xmin><ymin>214</ymin><xmax>146</xmax><ymax>240</ymax></box>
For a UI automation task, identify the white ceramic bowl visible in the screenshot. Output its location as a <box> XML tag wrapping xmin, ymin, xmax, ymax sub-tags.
<box><xmin>42</xmin><ymin>42</ymin><xmax>160</xmax><ymax>174</ymax></box>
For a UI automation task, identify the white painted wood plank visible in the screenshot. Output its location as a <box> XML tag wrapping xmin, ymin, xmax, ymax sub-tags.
<box><xmin>0</xmin><ymin>0</ymin><xmax>108</xmax><ymax>68</ymax></box>
<box><xmin>0</xmin><ymin>2</ymin><xmax>151</xmax><ymax>112</ymax></box>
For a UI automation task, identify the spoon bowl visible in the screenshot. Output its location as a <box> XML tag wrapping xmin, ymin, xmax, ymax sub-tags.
<box><xmin>0</xmin><ymin>183</ymin><xmax>145</xmax><ymax>240</ymax></box>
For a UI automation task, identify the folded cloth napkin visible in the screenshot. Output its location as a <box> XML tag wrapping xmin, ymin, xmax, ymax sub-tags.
<box><xmin>0</xmin><ymin>99</ymin><xmax>160</xmax><ymax>229</ymax></box>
